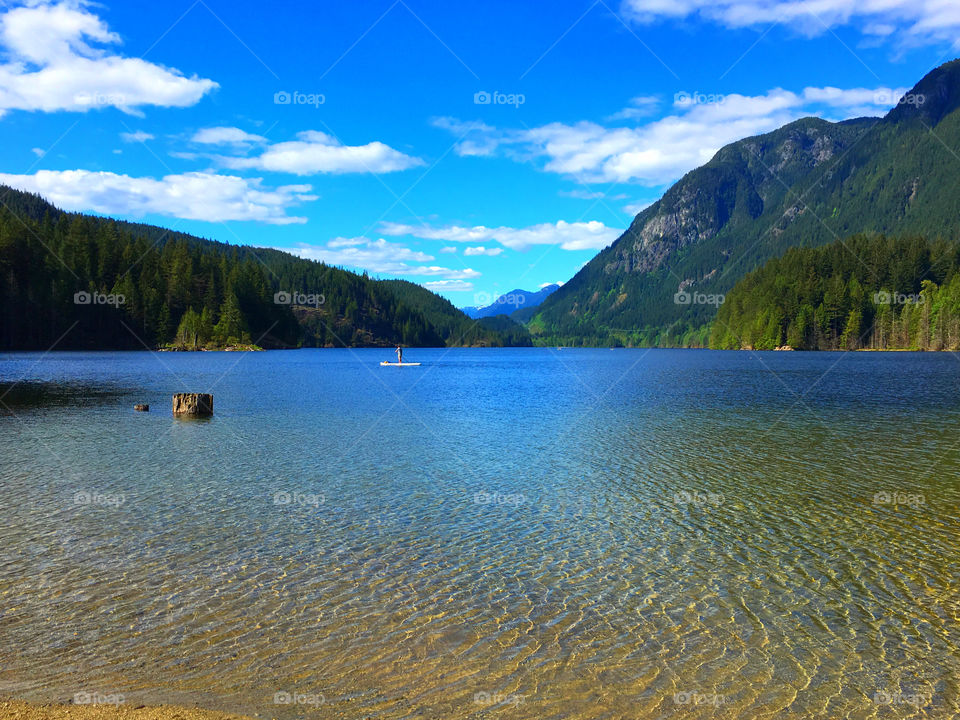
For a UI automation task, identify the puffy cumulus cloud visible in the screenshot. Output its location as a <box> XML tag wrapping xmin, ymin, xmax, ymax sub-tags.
<box><xmin>620</xmin><ymin>0</ymin><xmax>960</xmax><ymax>46</ymax></box>
<box><xmin>433</xmin><ymin>84</ymin><xmax>908</xmax><ymax>186</ymax></box>
<box><xmin>463</xmin><ymin>246</ymin><xmax>504</xmax><ymax>256</ymax></box>
<box><xmin>380</xmin><ymin>219</ymin><xmax>622</xmax><ymax>252</ymax></box>
<box><xmin>278</xmin><ymin>237</ymin><xmax>481</xmax><ymax>279</ymax></box>
<box><xmin>222</xmin><ymin>130</ymin><xmax>424</xmax><ymax>175</ymax></box>
<box><xmin>0</xmin><ymin>169</ymin><xmax>315</xmax><ymax>224</ymax></box>
<box><xmin>191</xmin><ymin>126</ymin><xmax>267</xmax><ymax>146</ymax></box>
<box><xmin>0</xmin><ymin>1</ymin><xmax>217</xmax><ymax>117</ymax></box>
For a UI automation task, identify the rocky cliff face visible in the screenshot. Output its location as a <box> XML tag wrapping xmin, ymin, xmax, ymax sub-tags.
<box><xmin>603</xmin><ymin>117</ymin><xmax>877</xmax><ymax>278</ymax></box>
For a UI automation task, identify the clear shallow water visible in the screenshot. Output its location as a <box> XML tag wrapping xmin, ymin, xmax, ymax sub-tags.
<box><xmin>0</xmin><ymin>348</ymin><xmax>958</xmax><ymax>719</ymax></box>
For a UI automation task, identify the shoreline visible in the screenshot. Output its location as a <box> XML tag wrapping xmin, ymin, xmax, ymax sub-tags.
<box><xmin>0</xmin><ymin>345</ymin><xmax>954</xmax><ymax>353</ymax></box>
<box><xmin>0</xmin><ymin>699</ymin><xmax>256</xmax><ymax>720</ymax></box>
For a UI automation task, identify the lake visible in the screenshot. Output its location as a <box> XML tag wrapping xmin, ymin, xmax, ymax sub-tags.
<box><xmin>0</xmin><ymin>348</ymin><xmax>957</xmax><ymax>719</ymax></box>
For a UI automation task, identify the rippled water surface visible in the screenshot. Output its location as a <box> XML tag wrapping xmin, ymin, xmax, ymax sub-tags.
<box><xmin>0</xmin><ymin>348</ymin><xmax>958</xmax><ymax>719</ymax></box>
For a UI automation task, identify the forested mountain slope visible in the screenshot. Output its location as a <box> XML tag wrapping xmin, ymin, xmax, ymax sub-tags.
<box><xmin>0</xmin><ymin>187</ymin><xmax>515</xmax><ymax>350</ymax></box>
<box><xmin>532</xmin><ymin>59</ymin><xmax>960</xmax><ymax>346</ymax></box>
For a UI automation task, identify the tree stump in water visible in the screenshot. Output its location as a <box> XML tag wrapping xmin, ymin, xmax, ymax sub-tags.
<box><xmin>172</xmin><ymin>393</ymin><xmax>213</xmax><ymax>417</ymax></box>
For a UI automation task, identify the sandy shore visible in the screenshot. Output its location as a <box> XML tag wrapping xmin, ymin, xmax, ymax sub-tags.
<box><xmin>0</xmin><ymin>699</ymin><xmax>257</xmax><ymax>720</ymax></box>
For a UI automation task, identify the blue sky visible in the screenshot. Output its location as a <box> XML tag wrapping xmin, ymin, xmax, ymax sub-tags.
<box><xmin>0</xmin><ymin>1</ymin><xmax>957</xmax><ymax>307</ymax></box>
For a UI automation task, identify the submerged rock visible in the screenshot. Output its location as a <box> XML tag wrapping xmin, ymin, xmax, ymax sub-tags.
<box><xmin>134</xmin><ymin>404</ymin><xmax>149</xmax><ymax>412</ymax></box>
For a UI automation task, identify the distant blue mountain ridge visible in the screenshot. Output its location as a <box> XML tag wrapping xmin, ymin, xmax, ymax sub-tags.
<box><xmin>462</xmin><ymin>285</ymin><xmax>560</xmax><ymax>320</ymax></box>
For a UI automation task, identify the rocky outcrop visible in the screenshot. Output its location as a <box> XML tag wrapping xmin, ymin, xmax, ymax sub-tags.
<box><xmin>602</xmin><ymin>118</ymin><xmax>875</xmax><ymax>278</ymax></box>
<box><xmin>172</xmin><ymin>393</ymin><xmax>213</xmax><ymax>417</ymax></box>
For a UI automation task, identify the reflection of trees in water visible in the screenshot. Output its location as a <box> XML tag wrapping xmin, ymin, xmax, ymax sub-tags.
<box><xmin>0</xmin><ymin>380</ymin><xmax>128</xmax><ymax>410</ymax></box>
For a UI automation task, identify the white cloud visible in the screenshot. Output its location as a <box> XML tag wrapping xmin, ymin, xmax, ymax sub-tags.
<box><xmin>31</xmin><ymin>147</ymin><xmax>45</xmax><ymax>157</ymax></box>
<box><xmin>278</xmin><ymin>237</ymin><xmax>480</xmax><ymax>279</ymax></box>
<box><xmin>327</xmin><ymin>236</ymin><xmax>368</xmax><ymax>248</ymax></box>
<box><xmin>439</xmin><ymin>246</ymin><xmax>458</xmax><ymax>253</ymax></box>
<box><xmin>422</xmin><ymin>279</ymin><xmax>475</xmax><ymax>292</ymax></box>
<box><xmin>281</xmin><ymin>237</ymin><xmax>432</xmax><ymax>270</ymax></box>
<box><xmin>407</xmin><ymin>266</ymin><xmax>480</xmax><ymax>279</ymax></box>
<box><xmin>606</xmin><ymin>94</ymin><xmax>661</xmax><ymax>121</ymax></box>
<box><xmin>120</xmin><ymin>130</ymin><xmax>154</xmax><ymax>143</ymax></box>
<box><xmin>621</xmin><ymin>0</ymin><xmax>960</xmax><ymax>47</ymax></box>
<box><xmin>463</xmin><ymin>246</ymin><xmax>504</xmax><ymax>256</ymax></box>
<box><xmin>0</xmin><ymin>1</ymin><xmax>217</xmax><ymax>117</ymax></box>
<box><xmin>540</xmin><ymin>281</ymin><xmax>564</xmax><ymax>288</ymax></box>
<box><xmin>380</xmin><ymin>219</ymin><xmax>622</xmax><ymax>252</ymax></box>
<box><xmin>0</xmin><ymin>169</ymin><xmax>315</xmax><ymax>224</ymax></box>
<box><xmin>222</xmin><ymin>130</ymin><xmax>424</xmax><ymax>175</ymax></box>
<box><xmin>559</xmin><ymin>189</ymin><xmax>606</xmax><ymax>199</ymax></box>
<box><xmin>433</xmin><ymin>84</ymin><xmax>907</xmax><ymax>186</ymax></box>
<box><xmin>191</xmin><ymin>126</ymin><xmax>266</xmax><ymax>146</ymax></box>
<box><xmin>430</xmin><ymin>117</ymin><xmax>500</xmax><ymax>156</ymax></box>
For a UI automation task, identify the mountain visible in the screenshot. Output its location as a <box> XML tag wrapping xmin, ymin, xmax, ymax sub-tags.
<box><xmin>711</xmin><ymin>234</ymin><xmax>960</xmax><ymax>351</ymax></box>
<box><xmin>463</xmin><ymin>284</ymin><xmax>560</xmax><ymax>319</ymax></box>
<box><xmin>530</xmin><ymin>58</ymin><xmax>960</xmax><ymax>347</ymax></box>
<box><xmin>0</xmin><ymin>186</ymin><xmax>521</xmax><ymax>350</ymax></box>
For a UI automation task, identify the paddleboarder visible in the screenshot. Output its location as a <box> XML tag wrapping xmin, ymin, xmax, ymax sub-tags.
<box><xmin>395</xmin><ymin>345</ymin><xmax>403</xmax><ymax>364</ymax></box>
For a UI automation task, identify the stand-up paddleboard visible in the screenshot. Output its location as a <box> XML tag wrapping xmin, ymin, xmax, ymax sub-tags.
<box><xmin>381</xmin><ymin>361</ymin><xmax>421</xmax><ymax>366</ymax></box>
